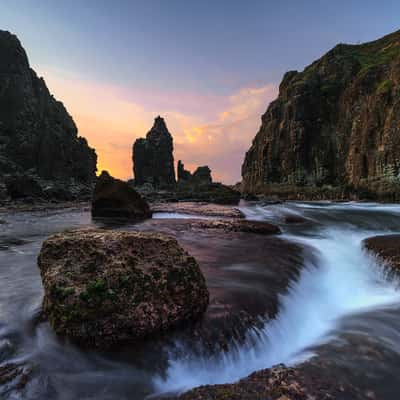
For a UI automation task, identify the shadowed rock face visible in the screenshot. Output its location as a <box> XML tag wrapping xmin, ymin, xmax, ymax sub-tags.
<box><xmin>92</xmin><ymin>171</ymin><xmax>151</xmax><ymax>219</ymax></box>
<box><xmin>0</xmin><ymin>30</ymin><xmax>97</xmax><ymax>198</ymax></box>
<box><xmin>242</xmin><ymin>29</ymin><xmax>400</xmax><ymax>201</ymax></box>
<box><xmin>133</xmin><ymin>116</ymin><xmax>176</xmax><ymax>187</ymax></box>
<box><xmin>38</xmin><ymin>228</ymin><xmax>209</xmax><ymax>348</ymax></box>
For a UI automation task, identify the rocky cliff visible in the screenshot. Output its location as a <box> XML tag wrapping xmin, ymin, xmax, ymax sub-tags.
<box><xmin>242</xmin><ymin>29</ymin><xmax>400</xmax><ymax>201</ymax></box>
<box><xmin>133</xmin><ymin>116</ymin><xmax>176</xmax><ymax>187</ymax></box>
<box><xmin>0</xmin><ymin>30</ymin><xmax>97</xmax><ymax>201</ymax></box>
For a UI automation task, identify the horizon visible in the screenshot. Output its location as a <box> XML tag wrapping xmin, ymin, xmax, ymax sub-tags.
<box><xmin>1</xmin><ymin>1</ymin><xmax>399</xmax><ymax>183</ymax></box>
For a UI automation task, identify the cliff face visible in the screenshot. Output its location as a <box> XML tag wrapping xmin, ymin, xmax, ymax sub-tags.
<box><xmin>242</xmin><ymin>30</ymin><xmax>400</xmax><ymax>200</ymax></box>
<box><xmin>0</xmin><ymin>30</ymin><xmax>97</xmax><ymax>200</ymax></box>
<box><xmin>133</xmin><ymin>116</ymin><xmax>176</xmax><ymax>187</ymax></box>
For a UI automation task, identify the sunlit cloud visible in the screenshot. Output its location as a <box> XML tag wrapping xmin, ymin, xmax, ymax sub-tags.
<box><xmin>42</xmin><ymin>66</ymin><xmax>278</xmax><ymax>183</ymax></box>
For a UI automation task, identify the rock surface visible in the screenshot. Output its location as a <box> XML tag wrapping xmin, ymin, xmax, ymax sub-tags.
<box><xmin>364</xmin><ymin>234</ymin><xmax>400</xmax><ymax>274</ymax></box>
<box><xmin>91</xmin><ymin>171</ymin><xmax>151</xmax><ymax>219</ymax></box>
<box><xmin>151</xmin><ymin>202</ymin><xmax>244</xmax><ymax>219</ymax></box>
<box><xmin>171</xmin><ymin>363</ymin><xmax>365</xmax><ymax>400</ymax></box>
<box><xmin>0</xmin><ymin>30</ymin><xmax>97</xmax><ymax>201</ymax></box>
<box><xmin>242</xmin><ymin>29</ymin><xmax>400</xmax><ymax>201</ymax></box>
<box><xmin>133</xmin><ymin>116</ymin><xmax>176</xmax><ymax>187</ymax></box>
<box><xmin>132</xmin><ymin>218</ymin><xmax>303</xmax><ymax>353</ymax></box>
<box><xmin>189</xmin><ymin>219</ymin><xmax>281</xmax><ymax>235</ymax></box>
<box><xmin>38</xmin><ymin>228</ymin><xmax>209</xmax><ymax>348</ymax></box>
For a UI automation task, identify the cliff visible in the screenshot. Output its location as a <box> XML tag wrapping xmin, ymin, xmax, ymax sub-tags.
<box><xmin>0</xmin><ymin>30</ymin><xmax>97</xmax><ymax>201</ymax></box>
<box><xmin>242</xmin><ymin>29</ymin><xmax>400</xmax><ymax>201</ymax></box>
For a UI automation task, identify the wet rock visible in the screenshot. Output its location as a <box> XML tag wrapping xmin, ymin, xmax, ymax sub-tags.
<box><xmin>364</xmin><ymin>234</ymin><xmax>400</xmax><ymax>274</ymax></box>
<box><xmin>191</xmin><ymin>219</ymin><xmax>281</xmax><ymax>235</ymax></box>
<box><xmin>132</xmin><ymin>218</ymin><xmax>303</xmax><ymax>353</ymax></box>
<box><xmin>133</xmin><ymin>116</ymin><xmax>176</xmax><ymax>188</ymax></box>
<box><xmin>172</xmin><ymin>363</ymin><xmax>365</xmax><ymax>400</ymax></box>
<box><xmin>151</xmin><ymin>202</ymin><xmax>244</xmax><ymax>219</ymax></box>
<box><xmin>0</xmin><ymin>363</ymin><xmax>31</xmax><ymax>392</ymax></box>
<box><xmin>91</xmin><ymin>171</ymin><xmax>152</xmax><ymax>220</ymax></box>
<box><xmin>284</xmin><ymin>214</ymin><xmax>308</xmax><ymax>224</ymax></box>
<box><xmin>38</xmin><ymin>228</ymin><xmax>209</xmax><ymax>348</ymax></box>
<box><xmin>0</xmin><ymin>30</ymin><xmax>97</xmax><ymax>201</ymax></box>
<box><xmin>242</xmin><ymin>29</ymin><xmax>400</xmax><ymax>201</ymax></box>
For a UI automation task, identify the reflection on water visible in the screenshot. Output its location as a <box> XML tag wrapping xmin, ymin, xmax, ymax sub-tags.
<box><xmin>1</xmin><ymin>202</ymin><xmax>400</xmax><ymax>398</ymax></box>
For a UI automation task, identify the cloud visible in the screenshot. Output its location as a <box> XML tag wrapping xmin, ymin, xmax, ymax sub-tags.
<box><xmin>42</xmin><ymin>66</ymin><xmax>278</xmax><ymax>183</ymax></box>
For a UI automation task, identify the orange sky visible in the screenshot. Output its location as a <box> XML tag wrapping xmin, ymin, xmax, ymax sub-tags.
<box><xmin>43</xmin><ymin>67</ymin><xmax>278</xmax><ymax>184</ymax></box>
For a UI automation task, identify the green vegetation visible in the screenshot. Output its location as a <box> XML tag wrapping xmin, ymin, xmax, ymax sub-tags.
<box><xmin>376</xmin><ymin>79</ymin><xmax>393</xmax><ymax>95</ymax></box>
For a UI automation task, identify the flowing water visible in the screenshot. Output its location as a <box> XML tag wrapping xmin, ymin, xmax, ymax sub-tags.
<box><xmin>1</xmin><ymin>202</ymin><xmax>400</xmax><ymax>398</ymax></box>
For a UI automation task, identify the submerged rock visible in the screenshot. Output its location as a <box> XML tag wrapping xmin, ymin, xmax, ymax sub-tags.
<box><xmin>364</xmin><ymin>234</ymin><xmax>400</xmax><ymax>274</ymax></box>
<box><xmin>38</xmin><ymin>228</ymin><xmax>209</xmax><ymax>348</ymax></box>
<box><xmin>91</xmin><ymin>171</ymin><xmax>152</xmax><ymax>219</ymax></box>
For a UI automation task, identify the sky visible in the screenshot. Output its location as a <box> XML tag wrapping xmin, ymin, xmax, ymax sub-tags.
<box><xmin>0</xmin><ymin>1</ymin><xmax>399</xmax><ymax>183</ymax></box>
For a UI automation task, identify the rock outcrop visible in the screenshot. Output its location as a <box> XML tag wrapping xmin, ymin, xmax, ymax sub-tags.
<box><xmin>38</xmin><ymin>228</ymin><xmax>209</xmax><ymax>348</ymax></box>
<box><xmin>177</xmin><ymin>161</ymin><xmax>212</xmax><ymax>185</ymax></box>
<box><xmin>133</xmin><ymin>116</ymin><xmax>176</xmax><ymax>188</ymax></box>
<box><xmin>172</xmin><ymin>363</ymin><xmax>365</xmax><ymax>400</ymax></box>
<box><xmin>91</xmin><ymin>171</ymin><xmax>151</xmax><ymax>219</ymax></box>
<box><xmin>364</xmin><ymin>234</ymin><xmax>400</xmax><ymax>274</ymax></box>
<box><xmin>177</xmin><ymin>160</ymin><xmax>192</xmax><ymax>182</ymax></box>
<box><xmin>0</xmin><ymin>30</ymin><xmax>97</xmax><ymax>201</ymax></box>
<box><xmin>242</xmin><ymin>29</ymin><xmax>400</xmax><ymax>201</ymax></box>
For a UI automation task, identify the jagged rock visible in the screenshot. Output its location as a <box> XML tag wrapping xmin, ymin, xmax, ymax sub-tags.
<box><xmin>177</xmin><ymin>161</ymin><xmax>212</xmax><ymax>185</ymax></box>
<box><xmin>133</xmin><ymin>116</ymin><xmax>176</xmax><ymax>188</ymax></box>
<box><xmin>38</xmin><ymin>228</ymin><xmax>209</xmax><ymax>348</ymax></box>
<box><xmin>192</xmin><ymin>166</ymin><xmax>212</xmax><ymax>184</ymax></box>
<box><xmin>91</xmin><ymin>171</ymin><xmax>151</xmax><ymax>219</ymax></box>
<box><xmin>0</xmin><ymin>30</ymin><xmax>97</xmax><ymax>200</ymax></box>
<box><xmin>177</xmin><ymin>160</ymin><xmax>192</xmax><ymax>182</ymax></box>
<box><xmin>242</xmin><ymin>29</ymin><xmax>400</xmax><ymax>201</ymax></box>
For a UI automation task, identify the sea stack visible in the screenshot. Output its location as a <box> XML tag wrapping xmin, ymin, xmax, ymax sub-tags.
<box><xmin>242</xmin><ymin>29</ymin><xmax>400</xmax><ymax>201</ymax></box>
<box><xmin>132</xmin><ymin>116</ymin><xmax>176</xmax><ymax>188</ymax></box>
<box><xmin>0</xmin><ymin>30</ymin><xmax>97</xmax><ymax>201</ymax></box>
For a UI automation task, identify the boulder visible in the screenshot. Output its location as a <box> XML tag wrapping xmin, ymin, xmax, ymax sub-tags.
<box><xmin>38</xmin><ymin>228</ymin><xmax>209</xmax><ymax>348</ymax></box>
<box><xmin>132</xmin><ymin>116</ymin><xmax>176</xmax><ymax>187</ymax></box>
<box><xmin>364</xmin><ymin>234</ymin><xmax>400</xmax><ymax>273</ymax></box>
<box><xmin>91</xmin><ymin>171</ymin><xmax>152</xmax><ymax>219</ymax></box>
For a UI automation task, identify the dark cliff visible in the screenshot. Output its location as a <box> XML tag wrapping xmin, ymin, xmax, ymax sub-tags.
<box><xmin>133</xmin><ymin>116</ymin><xmax>176</xmax><ymax>187</ymax></box>
<box><xmin>0</xmin><ymin>30</ymin><xmax>97</xmax><ymax>200</ymax></box>
<box><xmin>242</xmin><ymin>29</ymin><xmax>400</xmax><ymax>201</ymax></box>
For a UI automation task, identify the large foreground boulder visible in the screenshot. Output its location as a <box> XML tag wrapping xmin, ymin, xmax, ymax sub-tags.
<box><xmin>38</xmin><ymin>229</ymin><xmax>209</xmax><ymax>348</ymax></box>
<box><xmin>92</xmin><ymin>171</ymin><xmax>152</xmax><ymax>219</ymax></box>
